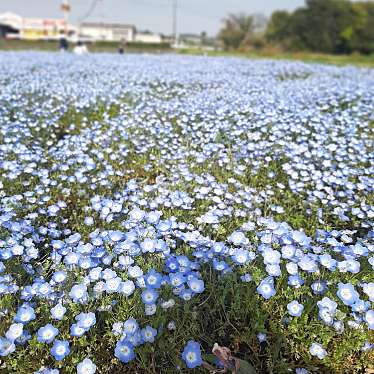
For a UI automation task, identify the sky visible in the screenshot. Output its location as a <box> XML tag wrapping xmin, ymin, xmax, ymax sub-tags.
<box><xmin>0</xmin><ymin>0</ymin><xmax>307</xmax><ymax>36</ymax></box>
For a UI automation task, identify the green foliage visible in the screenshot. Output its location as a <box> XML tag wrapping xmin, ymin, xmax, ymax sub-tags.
<box><xmin>220</xmin><ymin>0</ymin><xmax>374</xmax><ymax>55</ymax></box>
<box><xmin>218</xmin><ymin>13</ymin><xmax>255</xmax><ymax>50</ymax></box>
<box><xmin>265</xmin><ymin>0</ymin><xmax>374</xmax><ymax>55</ymax></box>
<box><xmin>266</xmin><ymin>11</ymin><xmax>292</xmax><ymax>45</ymax></box>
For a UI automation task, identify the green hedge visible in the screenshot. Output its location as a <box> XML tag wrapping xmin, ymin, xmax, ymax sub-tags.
<box><xmin>0</xmin><ymin>39</ymin><xmax>171</xmax><ymax>52</ymax></box>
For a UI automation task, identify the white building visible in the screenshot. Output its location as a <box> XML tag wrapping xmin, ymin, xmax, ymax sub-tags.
<box><xmin>80</xmin><ymin>22</ymin><xmax>136</xmax><ymax>42</ymax></box>
<box><xmin>135</xmin><ymin>32</ymin><xmax>163</xmax><ymax>44</ymax></box>
<box><xmin>0</xmin><ymin>12</ymin><xmax>75</xmax><ymax>40</ymax></box>
<box><xmin>0</xmin><ymin>12</ymin><xmax>166</xmax><ymax>45</ymax></box>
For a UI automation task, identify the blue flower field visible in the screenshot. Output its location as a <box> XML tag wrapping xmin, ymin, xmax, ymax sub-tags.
<box><xmin>0</xmin><ymin>52</ymin><xmax>373</xmax><ymax>373</ymax></box>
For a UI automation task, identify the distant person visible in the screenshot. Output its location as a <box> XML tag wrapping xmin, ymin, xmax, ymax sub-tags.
<box><xmin>73</xmin><ymin>41</ymin><xmax>88</xmax><ymax>55</ymax></box>
<box><xmin>59</xmin><ymin>36</ymin><xmax>69</xmax><ymax>52</ymax></box>
<box><xmin>118</xmin><ymin>39</ymin><xmax>127</xmax><ymax>54</ymax></box>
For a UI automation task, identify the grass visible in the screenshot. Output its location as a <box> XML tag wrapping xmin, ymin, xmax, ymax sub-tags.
<box><xmin>1</xmin><ymin>39</ymin><xmax>374</xmax><ymax>67</ymax></box>
<box><xmin>178</xmin><ymin>48</ymin><xmax>374</xmax><ymax>68</ymax></box>
<box><xmin>0</xmin><ymin>39</ymin><xmax>171</xmax><ymax>54</ymax></box>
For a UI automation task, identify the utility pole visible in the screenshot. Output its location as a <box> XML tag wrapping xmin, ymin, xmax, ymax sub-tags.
<box><xmin>172</xmin><ymin>0</ymin><xmax>178</xmax><ymax>46</ymax></box>
<box><xmin>61</xmin><ymin>0</ymin><xmax>71</xmax><ymax>36</ymax></box>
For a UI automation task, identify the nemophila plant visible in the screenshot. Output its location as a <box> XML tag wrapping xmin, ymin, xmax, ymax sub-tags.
<box><xmin>182</xmin><ymin>340</ymin><xmax>202</xmax><ymax>369</ymax></box>
<box><xmin>76</xmin><ymin>358</ymin><xmax>97</xmax><ymax>374</ymax></box>
<box><xmin>0</xmin><ymin>52</ymin><xmax>373</xmax><ymax>373</ymax></box>
<box><xmin>50</xmin><ymin>340</ymin><xmax>70</xmax><ymax>361</ymax></box>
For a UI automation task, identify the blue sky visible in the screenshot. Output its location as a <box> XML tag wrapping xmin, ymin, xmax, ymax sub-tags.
<box><xmin>0</xmin><ymin>0</ymin><xmax>306</xmax><ymax>36</ymax></box>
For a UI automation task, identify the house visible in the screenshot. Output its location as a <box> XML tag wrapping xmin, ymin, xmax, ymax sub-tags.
<box><xmin>135</xmin><ymin>31</ymin><xmax>163</xmax><ymax>44</ymax></box>
<box><xmin>0</xmin><ymin>11</ymin><xmax>166</xmax><ymax>45</ymax></box>
<box><xmin>79</xmin><ymin>22</ymin><xmax>136</xmax><ymax>42</ymax></box>
<box><xmin>0</xmin><ymin>12</ymin><xmax>75</xmax><ymax>40</ymax></box>
<box><xmin>0</xmin><ymin>12</ymin><xmax>21</xmax><ymax>38</ymax></box>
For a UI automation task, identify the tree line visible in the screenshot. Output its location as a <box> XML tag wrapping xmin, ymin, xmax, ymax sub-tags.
<box><xmin>218</xmin><ymin>0</ymin><xmax>374</xmax><ymax>55</ymax></box>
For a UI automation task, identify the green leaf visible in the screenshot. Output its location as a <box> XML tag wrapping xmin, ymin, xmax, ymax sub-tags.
<box><xmin>203</xmin><ymin>354</ymin><xmax>217</xmax><ymax>364</ymax></box>
<box><xmin>237</xmin><ymin>359</ymin><xmax>257</xmax><ymax>374</ymax></box>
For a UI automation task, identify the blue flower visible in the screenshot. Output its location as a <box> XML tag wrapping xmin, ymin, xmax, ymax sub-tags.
<box><xmin>288</xmin><ymin>274</ymin><xmax>304</xmax><ymax>288</ymax></box>
<box><xmin>0</xmin><ymin>337</ymin><xmax>15</xmax><ymax>357</ymax></box>
<box><xmin>34</xmin><ymin>367</ymin><xmax>59</xmax><ymax>374</ymax></box>
<box><xmin>257</xmin><ymin>277</ymin><xmax>276</xmax><ymax>300</ymax></box>
<box><xmin>84</xmin><ymin>217</ymin><xmax>94</xmax><ymax>226</ymax></box>
<box><xmin>240</xmin><ymin>273</ymin><xmax>252</xmax><ymax>282</ymax></box>
<box><xmin>364</xmin><ymin>310</ymin><xmax>374</xmax><ymax>330</ymax></box>
<box><xmin>292</xmin><ymin>231</ymin><xmax>311</xmax><ymax>246</ymax></box>
<box><xmin>5</xmin><ymin>323</ymin><xmax>23</xmax><ymax>341</ymax></box>
<box><xmin>69</xmin><ymin>284</ymin><xmax>88</xmax><ymax>303</ymax></box>
<box><xmin>141</xmin><ymin>325</ymin><xmax>157</xmax><ymax>343</ymax></box>
<box><xmin>287</xmin><ymin>301</ymin><xmax>304</xmax><ymax>317</ymax></box>
<box><xmin>317</xmin><ymin>297</ymin><xmax>337</xmax><ymax>314</ymax></box>
<box><xmin>127</xmin><ymin>330</ymin><xmax>143</xmax><ymax>347</ymax></box>
<box><xmin>166</xmin><ymin>257</ymin><xmax>180</xmax><ymax>272</ymax></box>
<box><xmin>76</xmin><ymin>312</ymin><xmax>96</xmax><ymax>331</ymax></box>
<box><xmin>140</xmin><ymin>238</ymin><xmax>157</xmax><ymax>253</ymax></box>
<box><xmin>295</xmin><ymin>369</ymin><xmax>309</xmax><ymax>374</ymax></box>
<box><xmin>180</xmin><ymin>289</ymin><xmax>193</xmax><ymax>301</ymax></box>
<box><xmin>169</xmin><ymin>272</ymin><xmax>185</xmax><ymax>287</ymax></box>
<box><xmin>266</xmin><ymin>264</ymin><xmax>281</xmax><ymax>277</ymax></box>
<box><xmin>337</xmin><ymin>283</ymin><xmax>359</xmax><ymax>306</ymax></box>
<box><xmin>187</xmin><ymin>277</ymin><xmax>205</xmax><ymax>293</ymax></box>
<box><xmin>51</xmin><ymin>304</ymin><xmax>66</xmax><ymax>320</ymax></box>
<box><xmin>51</xmin><ymin>340</ymin><xmax>70</xmax><ymax>361</ymax></box>
<box><xmin>145</xmin><ymin>269</ymin><xmax>162</xmax><ymax>289</ymax></box>
<box><xmin>51</xmin><ymin>271</ymin><xmax>67</xmax><ymax>284</ymax></box>
<box><xmin>362</xmin><ymin>282</ymin><xmax>374</xmax><ymax>302</ymax></box>
<box><xmin>182</xmin><ymin>340</ymin><xmax>202</xmax><ymax>369</ymax></box>
<box><xmin>361</xmin><ymin>341</ymin><xmax>373</xmax><ymax>352</ymax></box>
<box><xmin>141</xmin><ymin>288</ymin><xmax>158</xmax><ymax>305</ymax></box>
<box><xmin>263</xmin><ymin>248</ymin><xmax>281</xmax><ymax>265</ymax></box>
<box><xmin>352</xmin><ymin>299</ymin><xmax>370</xmax><ymax>313</ymax></box>
<box><xmin>228</xmin><ymin>231</ymin><xmax>247</xmax><ymax>246</ymax></box>
<box><xmin>310</xmin><ymin>342</ymin><xmax>327</xmax><ymax>359</ymax></box>
<box><xmin>105</xmin><ymin>277</ymin><xmax>121</xmax><ymax>293</ymax></box>
<box><xmin>114</xmin><ymin>339</ymin><xmax>135</xmax><ymax>363</ymax></box>
<box><xmin>77</xmin><ymin>358</ymin><xmax>96</xmax><ymax>374</ymax></box>
<box><xmin>119</xmin><ymin>280</ymin><xmax>135</xmax><ymax>296</ymax></box>
<box><xmin>14</xmin><ymin>304</ymin><xmax>35</xmax><ymax>324</ymax></box>
<box><xmin>311</xmin><ymin>281</ymin><xmax>327</xmax><ymax>295</ymax></box>
<box><xmin>70</xmin><ymin>323</ymin><xmax>86</xmax><ymax>337</ymax></box>
<box><xmin>123</xmin><ymin>318</ymin><xmax>139</xmax><ymax>335</ymax></box>
<box><xmin>37</xmin><ymin>324</ymin><xmax>59</xmax><ymax>344</ymax></box>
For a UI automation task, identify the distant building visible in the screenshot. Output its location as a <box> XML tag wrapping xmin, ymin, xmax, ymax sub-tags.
<box><xmin>0</xmin><ymin>12</ymin><xmax>19</xmax><ymax>37</ymax></box>
<box><xmin>0</xmin><ymin>12</ymin><xmax>75</xmax><ymax>40</ymax></box>
<box><xmin>0</xmin><ymin>11</ymin><xmax>167</xmax><ymax>45</ymax></box>
<box><xmin>162</xmin><ymin>35</ymin><xmax>174</xmax><ymax>45</ymax></box>
<box><xmin>179</xmin><ymin>33</ymin><xmax>202</xmax><ymax>46</ymax></box>
<box><xmin>80</xmin><ymin>22</ymin><xmax>136</xmax><ymax>42</ymax></box>
<box><xmin>135</xmin><ymin>31</ymin><xmax>162</xmax><ymax>44</ymax></box>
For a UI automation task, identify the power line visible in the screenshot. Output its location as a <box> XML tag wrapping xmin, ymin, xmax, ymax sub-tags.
<box><xmin>78</xmin><ymin>0</ymin><xmax>101</xmax><ymax>23</ymax></box>
<box><xmin>172</xmin><ymin>0</ymin><xmax>177</xmax><ymax>43</ymax></box>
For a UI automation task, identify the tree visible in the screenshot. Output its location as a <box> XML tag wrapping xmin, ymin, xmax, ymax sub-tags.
<box><xmin>252</xmin><ymin>13</ymin><xmax>268</xmax><ymax>34</ymax></box>
<box><xmin>266</xmin><ymin>11</ymin><xmax>291</xmax><ymax>44</ymax></box>
<box><xmin>350</xmin><ymin>2</ymin><xmax>374</xmax><ymax>54</ymax></box>
<box><xmin>218</xmin><ymin>13</ymin><xmax>254</xmax><ymax>50</ymax></box>
<box><xmin>222</xmin><ymin>0</ymin><xmax>374</xmax><ymax>54</ymax></box>
<box><xmin>303</xmin><ymin>0</ymin><xmax>354</xmax><ymax>53</ymax></box>
<box><xmin>264</xmin><ymin>0</ymin><xmax>374</xmax><ymax>54</ymax></box>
